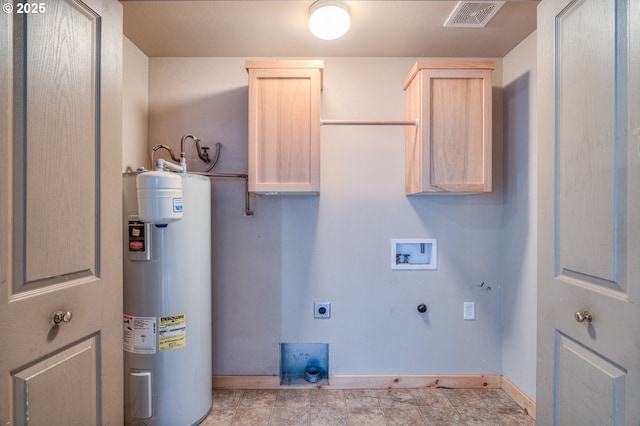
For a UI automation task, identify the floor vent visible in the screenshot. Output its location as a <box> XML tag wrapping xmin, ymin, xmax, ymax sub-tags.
<box><xmin>444</xmin><ymin>1</ymin><xmax>506</xmax><ymax>28</ymax></box>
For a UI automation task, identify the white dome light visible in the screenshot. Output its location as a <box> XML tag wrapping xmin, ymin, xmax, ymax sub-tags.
<box><xmin>309</xmin><ymin>0</ymin><xmax>351</xmax><ymax>40</ymax></box>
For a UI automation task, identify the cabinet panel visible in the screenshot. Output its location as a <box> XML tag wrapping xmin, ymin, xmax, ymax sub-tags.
<box><xmin>404</xmin><ymin>62</ymin><xmax>493</xmax><ymax>194</ymax></box>
<box><xmin>255</xmin><ymin>74</ymin><xmax>312</xmax><ymax>186</ymax></box>
<box><xmin>247</xmin><ymin>61</ymin><xmax>323</xmax><ymax>194</ymax></box>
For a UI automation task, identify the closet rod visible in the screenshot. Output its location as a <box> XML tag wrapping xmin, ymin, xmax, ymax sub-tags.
<box><xmin>320</xmin><ymin>119</ymin><xmax>419</xmax><ymax>127</ymax></box>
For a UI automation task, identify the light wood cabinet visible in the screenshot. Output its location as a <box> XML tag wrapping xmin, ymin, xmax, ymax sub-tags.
<box><xmin>403</xmin><ymin>61</ymin><xmax>494</xmax><ymax>194</ymax></box>
<box><xmin>246</xmin><ymin>60</ymin><xmax>324</xmax><ymax>194</ymax></box>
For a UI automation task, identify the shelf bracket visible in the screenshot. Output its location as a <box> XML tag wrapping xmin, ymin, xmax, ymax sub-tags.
<box><xmin>193</xmin><ymin>172</ymin><xmax>254</xmax><ymax>216</ymax></box>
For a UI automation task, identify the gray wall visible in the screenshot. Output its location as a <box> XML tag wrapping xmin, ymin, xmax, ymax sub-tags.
<box><xmin>145</xmin><ymin>56</ymin><xmax>505</xmax><ymax>376</ymax></box>
<box><xmin>501</xmin><ymin>32</ymin><xmax>537</xmax><ymax>401</ymax></box>
<box><xmin>122</xmin><ymin>39</ymin><xmax>537</xmax><ymax>400</ymax></box>
<box><xmin>122</xmin><ymin>37</ymin><xmax>148</xmax><ymax>173</ymax></box>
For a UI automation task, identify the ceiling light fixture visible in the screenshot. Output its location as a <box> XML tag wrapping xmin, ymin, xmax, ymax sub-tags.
<box><xmin>308</xmin><ymin>0</ymin><xmax>351</xmax><ymax>40</ymax></box>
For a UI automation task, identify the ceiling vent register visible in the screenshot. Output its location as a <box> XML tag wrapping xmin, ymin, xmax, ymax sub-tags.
<box><xmin>444</xmin><ymin>1</ymin><xmax>506</xmax><ymax>28</ymax></box>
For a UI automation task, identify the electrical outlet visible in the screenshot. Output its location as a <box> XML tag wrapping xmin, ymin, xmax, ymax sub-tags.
<box><xmin>314</xmin><ymin>302</ymin><xmax>331</xmax><ymax>319</ymax></box>
<box><xmin>464</xmin><ymin>302</ymin><xmax>475</xmax><ymax>320</ymax></box>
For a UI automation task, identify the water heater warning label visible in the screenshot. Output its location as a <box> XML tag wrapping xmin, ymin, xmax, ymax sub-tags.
<box><xmin>123</xmin><ymin>315</ymin><xmax>156</xmax><ymax>354</ymax></box>
<box><xmin>128</xmin><ymin>221</ymin><xmax>146</xmax><ymax>252</ymax></box>
<box><xmin>159</xmin><ymin>314</ymin><xmax>186</xmax><ymax>352</ymax></box>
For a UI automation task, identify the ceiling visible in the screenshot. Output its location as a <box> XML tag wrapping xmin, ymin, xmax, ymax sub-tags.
<box><xmin>121</xmin><ymin>1</ymin><xmax>539</xmax><ymax>58</ymax></box>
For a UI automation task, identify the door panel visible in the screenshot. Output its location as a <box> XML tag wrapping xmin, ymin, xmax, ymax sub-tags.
<box><xmin>537</xmin><ymin>0</ymin><xmax>640</xmax><ymax>424</ymax></box>
<box><xmin>13</xmin><ymin>337</ymin><xmax>99</xmax><ymax>426</ymax></box>
<box><xmin>21</xmin><ymin>0</ymin><xmax>99</xmax><ymax>286</ymax></box>
<box><xmin>0</xmin><ymin>0</ymin><xmax>123</xmax><ymax>424</ymax></box>
<box><xmin>556</xmin><ymin>0</ymin><xmax>621</xmax><ymax>291</ymax></box>
<box><xmin>555</xmin><ymin>333</ymin><xmax>627</xmax><ymax>425</ymax></box>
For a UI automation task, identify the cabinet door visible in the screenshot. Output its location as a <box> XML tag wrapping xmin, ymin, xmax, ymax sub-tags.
<box><xmin>248</xmin><ymin>68</ymin><xmax>321</xmax><ymax>194</ymax></box>
<box><xmin>405</xmin><ymin>66</ymin><xmax>492</xmax><ymax>194</ymax></box>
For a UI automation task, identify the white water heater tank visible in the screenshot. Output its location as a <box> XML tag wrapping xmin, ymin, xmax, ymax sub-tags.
<box><xmin>123</xmin><ymin>172</ymin><xmax>211</xmax><ymax>426</ymax></box>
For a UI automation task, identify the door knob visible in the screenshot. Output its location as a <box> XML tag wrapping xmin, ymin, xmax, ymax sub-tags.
<box><xmin>52</xmin><ymin>311</ymin><xmax>73</xmax><ymax>325</ymax></box>
<box><xmin>574</xmin><ymin>310</ymin><xmax>593</xmax><ymax>324</ymax></box>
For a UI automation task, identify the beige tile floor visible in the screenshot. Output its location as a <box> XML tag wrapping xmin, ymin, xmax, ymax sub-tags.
<box><xmin>201</xmin><ymin>388</ymin><xmax>535</xmax><ymax>426</ymax></box>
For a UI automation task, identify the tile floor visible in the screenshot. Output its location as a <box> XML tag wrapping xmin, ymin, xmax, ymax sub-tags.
<box><xmin>201</xmin><ymin>387</ymin><xmax>535</xmax><ymax>426</ymax></box>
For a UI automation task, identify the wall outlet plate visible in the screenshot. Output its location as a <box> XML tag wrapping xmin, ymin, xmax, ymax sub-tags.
<box><xmin>464</xmin><ymin>302</ymin><xmax>475</xmax><ymax>320</ymax></box>
<box><xmin>314</xmin><ymin>302</ymin><xmax>331</xmax><ymax>318</ymax></box>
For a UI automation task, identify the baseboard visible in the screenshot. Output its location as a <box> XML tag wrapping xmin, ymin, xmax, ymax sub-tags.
<box><xmin>212</xmin><ymin>374</ymin><xmax>501</xmax><ymax>390</ymax></box>
<box><xmin>500</xmin><ymin>376</ymin><xmax>536</xmax><ymax>420</ymax></box>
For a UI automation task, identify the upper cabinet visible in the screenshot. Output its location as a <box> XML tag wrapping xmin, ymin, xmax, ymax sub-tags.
<box><xmin>246</xmin><ymin>60</ymin><xmax>324</xmax><ymax>194</ymax></box>
<box><xmin>403</xmin><ymin>61</ymin><xmax>494</xmax><ymax>194</ymax></box>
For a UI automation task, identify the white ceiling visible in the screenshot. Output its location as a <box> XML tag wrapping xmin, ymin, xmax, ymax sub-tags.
<box><xmin>121</xmin><ymin>1</ymin><xmax>538</xmax><ymax>58</ymax></box>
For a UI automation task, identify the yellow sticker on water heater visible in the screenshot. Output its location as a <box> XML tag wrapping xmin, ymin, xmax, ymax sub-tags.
<box><xmin>159</xmin><ymin>314</ymin><xmax>186</xmax><ymax>352</ymax></box>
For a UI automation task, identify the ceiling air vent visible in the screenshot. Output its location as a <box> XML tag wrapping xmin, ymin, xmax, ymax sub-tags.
<box><xmin>444</xmin><ymin>1</ymin><xmax>506</xmax><ymax>28</ymax></box>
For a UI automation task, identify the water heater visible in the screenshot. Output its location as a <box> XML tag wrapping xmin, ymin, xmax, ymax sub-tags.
<box><xmin>122</xmin><ymin>171</ymin><xmax>212</xmax><ymax>426</ymax></box>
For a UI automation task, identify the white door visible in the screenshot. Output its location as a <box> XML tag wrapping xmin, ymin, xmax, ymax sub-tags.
<box><xmin>0</xmin><ymin>0</ymin><xmax>123</xmax><ymax>424</ymax></box>
<box><xmin>537</xmin><ymin>0</ymin><xmax>640</xmax><ymax>424</ymax></box>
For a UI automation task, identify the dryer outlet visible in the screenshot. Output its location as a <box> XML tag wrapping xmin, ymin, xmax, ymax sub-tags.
<box><xmin>314</xmin><ymin>302</ymin><xmax>331</xmax><ymax>319</ymax></box>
